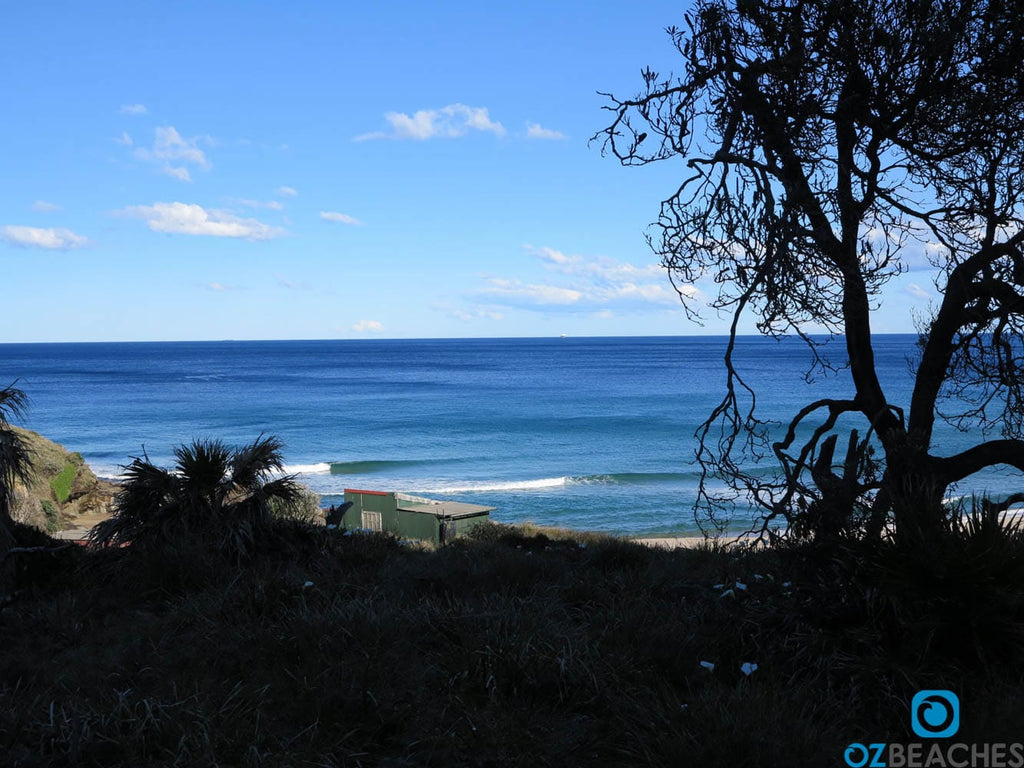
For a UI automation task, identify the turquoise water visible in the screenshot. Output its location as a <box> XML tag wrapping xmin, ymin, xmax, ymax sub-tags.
<box><xmin>0</xmin><ymin>335</ymin><xmax>1017</xmax><ymax>535</ymax></box>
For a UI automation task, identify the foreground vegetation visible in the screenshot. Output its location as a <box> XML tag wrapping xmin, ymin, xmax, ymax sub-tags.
<box><xmin>1</xmin><ymin>419</ymin><xmax>1022</xmax><ymax>765</ymax></box>
<box><xmin>2</xmin><ymin>517</ymin><xmax>1024</xmax><ymax>767</ymax></box>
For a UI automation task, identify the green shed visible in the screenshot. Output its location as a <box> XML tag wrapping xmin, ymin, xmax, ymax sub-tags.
<box><xmin>341</xmin><ymin>489</ymin><xmax>494</xmax><ymax>545</ymax></box>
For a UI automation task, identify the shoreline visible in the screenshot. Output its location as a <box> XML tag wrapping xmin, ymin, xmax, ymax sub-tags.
<box><xmin>630</xmin><ymin>535</ymin><xmax>708</xmax><ymax>549</ymax></box>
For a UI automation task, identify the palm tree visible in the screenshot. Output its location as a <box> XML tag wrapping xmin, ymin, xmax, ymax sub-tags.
<box><xmin>0</xmin><ymin>383</ymin><xmax>33</xmax><ymax>557</ymax></box>
<box><xmin>91</xmin><ymin>435</ymin><xmax>301</xmax><ymax>558</ymax></box>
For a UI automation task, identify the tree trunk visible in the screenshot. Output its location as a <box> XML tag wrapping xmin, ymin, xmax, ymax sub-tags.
<box><xmin>882</xmin><ymin>447</ymin><xmax>949</xmax><ymax>542</ymax></box>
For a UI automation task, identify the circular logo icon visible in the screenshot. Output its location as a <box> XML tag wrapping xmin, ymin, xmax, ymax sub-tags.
<box><xmin>911</xmin><ymin>690</ymin><xmax>960</xmax><ymax>739</ymax></box>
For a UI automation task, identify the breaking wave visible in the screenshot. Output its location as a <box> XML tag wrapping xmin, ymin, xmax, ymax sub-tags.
<box><xmin>283</xmin><ymin>462</ymin><xmax>333</xmax><ymax>474</ymax></box>
<box><xmin>417</xmin><ymin>477</ymin><xmax>570</xmax><ymax>493</ymax></box>
<box><xmin>416</xmin><ymin>472</ymin><xmax>693</xmax><ymax>494</ymax></box>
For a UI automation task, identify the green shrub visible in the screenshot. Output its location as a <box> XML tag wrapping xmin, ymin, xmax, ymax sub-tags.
<box><xmin>40</xmin><ymin>499</ymin><xmax>61</xmax><ymax>533</ymax></box>
<box><xmin>268</xmin><ymin>483</ymin><xmax>321</xmax><ymax>524</ymax></box>
<box><xmin>49</xmin><ymin>462</ymin><xmax>77</xmax><ymax>503</ymax></box>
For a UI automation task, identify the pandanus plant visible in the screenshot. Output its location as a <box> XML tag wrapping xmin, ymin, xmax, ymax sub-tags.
<box><xmin>91</xmin><ymin>435</ymin><xmax>301</xmax><ymax>558</ymax></box>
<box><xmin>0</xmin><ymin>383</ymin><xmax>32</xmax><ymax>557</ymax></box>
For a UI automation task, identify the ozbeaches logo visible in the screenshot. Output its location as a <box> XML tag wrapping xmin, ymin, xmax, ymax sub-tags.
<box><xmin>843</xmin><ymin>690</ymin><xmax>1024</xmax><ymax>768</ymax></box>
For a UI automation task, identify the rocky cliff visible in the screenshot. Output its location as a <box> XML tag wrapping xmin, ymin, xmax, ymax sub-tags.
<box><xmin>10</xmin><ymin>428</ymin><xmax>116</xmax><ymax>534</ymax></box>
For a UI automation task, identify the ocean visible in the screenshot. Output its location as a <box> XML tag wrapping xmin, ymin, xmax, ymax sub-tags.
<box><xmin>0</xmin><ymin>335</ymin><xmax>1016</xmax><ymax>536</ymax></box>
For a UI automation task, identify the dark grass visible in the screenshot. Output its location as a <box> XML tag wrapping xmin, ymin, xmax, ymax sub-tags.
<box><xmin>2</xmin><ymin>521</ymin><xmax>1024</xmax><ymax>767</ymax></box>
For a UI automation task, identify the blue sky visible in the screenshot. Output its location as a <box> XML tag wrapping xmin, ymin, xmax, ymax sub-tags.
<box><xmin>1</xmin><ymin>1</ymin><xmax>933</xmax><ymax>342</ymax></box>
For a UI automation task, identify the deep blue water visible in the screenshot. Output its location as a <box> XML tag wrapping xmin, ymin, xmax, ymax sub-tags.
<box><xmin>0</xmin><ymin>335</ymin><xmax>1017</xmax><ymax>535</ymax></box>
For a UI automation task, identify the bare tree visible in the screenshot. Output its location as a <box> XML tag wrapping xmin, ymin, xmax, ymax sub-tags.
<box><xmin>595</xmin><ymin>0</ymin><xmax>1024</xmax><ymax>542</ymax></box>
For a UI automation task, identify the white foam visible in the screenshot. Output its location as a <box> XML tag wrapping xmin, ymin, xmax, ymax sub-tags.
<box><xmin>283</xmin><ymin>462</ymin><xmax>332</xmax><ymax>474</ymax></box>
<box><xmin>415</xmin><ymin>476</ymin><xmax>569</xmax><ymax>493</ymax></box>
<box><xmin>92</xmin><ymin>465</ymin><xmax>129</xmax><ymax>482</ymax></box>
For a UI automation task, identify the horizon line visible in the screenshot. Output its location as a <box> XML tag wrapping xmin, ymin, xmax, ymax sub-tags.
<box><xmin>0</xmin><ymin>331</ymin><xmax>921</xmax><ymax>346</ymax></box>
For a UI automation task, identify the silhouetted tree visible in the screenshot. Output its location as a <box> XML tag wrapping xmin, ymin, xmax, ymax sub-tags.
<box><xmin>91</xmin><ymin>435</ymin><xmax>301</xmax><ymax>558</ymax></box>
<box><xmin>596</xmin><ymin>0</ymin><xmax>1024</xmax><ymax>542</ymax></box>
<box><xmin>0</xmin><ymin>383</ymin><xmax>32</xmax><ymax>556</ymax></box>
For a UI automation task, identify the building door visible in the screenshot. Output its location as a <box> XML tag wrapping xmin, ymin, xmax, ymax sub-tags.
<box><xmin>361</xmin><ymin>511</ymin><xmax>383</xmax><ymax>531</ymax></box>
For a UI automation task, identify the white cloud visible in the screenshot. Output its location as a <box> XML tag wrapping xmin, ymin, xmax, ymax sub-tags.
<box><xmin>1</xmin><ymin>225</ymin><xmax>87</xmax><ymax>250</ymax></box>
<box><xmin>115</xmin><ymin>130</ymin><xmax>133</xmax><ymax>147</ymax></box>
<box><xmin>134</xmin><ymin>126</ymin><xmax>210</xmax><ymax>182</ymax></box>
<box><xmin>906</xmin><ymin>283</ymin><xmax>931</xmax><ymax>300</ymax></box>
<box><xmin>201</xmin><ymin>281</ymin><xmax>245</xmax><ymax>293</ymax></box>
<box><xmin>236</xmin><ymin>199</ymin><xmax>284</xmax><ymax>211</ymax></box>
<box><xmin>606</xmin><ymin>281</ymin><xmax>678</xmax><ymax>303</ymax></box>
<box><xmin>481</xmin><ymin>278</ymin><xmax>583</xmax><ymax>306</ymax></box>
<box><xmin>120</xmin><ymin>202</ymin><xmax>286</xmax><ymax>240</ymax></box>
<box><xmin>163</xmin><ymin>166</ymin><xmax>193</xmax><ymax>182</ymax></box>
<box><xmin>32</xmin><ymin>200</ymin><xmax>61</xmax><ymax>212</ymax></box>
<box><xmin>525</xmin><ymin>122</ymin><xmax>567</xmax><ymax>140</ymax></box>
<box><xmin>449</xmin><ymin>308</ymin><xmax>504</xmax><ymax>322</ymax></box>
<box><xmin>352</xmin><ymin>320</ymin><xmax>384</xmax><ymax>333</ymax></box>
<box><xmin>320</xmin><ymin>211</ymin><xmax>363</xmax><ymax>226</ymax></box>
<box><xmin>120</xmin><ymin>103</ymin><xmax>147</xmax><ymax>115</ymax></box>
<box><xmin>278</xmin><ymin>186</ymin><xmax>298</xmax><ymax>197</ymax></box>
<box><xmin>530</xmin><ymin>245</ymin><xmax>664</xmax><ymax>282</ymax></box>
<box><xmin>356</xmin><ymin>103</ymin><xmax>505</xmax><ymax>141</ymax></box>
<box><xmin>276</xmin><ymin>274</ymin><xmax>312</xmax><ymax>290</ymax></box>
<box><xmin>473</xmin><ymin>246</ymin><xmax>692</xmax><ymax>313</ymax></box>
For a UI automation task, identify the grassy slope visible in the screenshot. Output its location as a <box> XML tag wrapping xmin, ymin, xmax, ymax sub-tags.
<box><xmin>1</xmin><ymin>523</ymin><xmax>1023</xmax><ymax>767</ymax></box>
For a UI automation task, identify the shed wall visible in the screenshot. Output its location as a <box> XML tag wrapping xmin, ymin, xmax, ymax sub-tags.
<box><xmin>343</xmin><ymin>490</ymin><xmax>398</xmax><ymax>531</ymax></box>
<box><xmin>343</xmin><ymin>490</ymin><xmax>492</xmax><ymax>544</ymax></box>
<box><xmin>396</xmin><ymin>509</ymin><xmax>439</xmax><ymax>541</ymax></box>
<box><xmin>452</xmin><ymin>513</ymin><xmax>489</xmax><ymax>538</ymax></box>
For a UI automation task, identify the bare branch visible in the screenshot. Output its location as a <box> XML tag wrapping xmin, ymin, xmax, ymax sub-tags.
<box><xmin>937</xmin><ymin>440</ymin><xmax>1024</xmax><ymax>483</ymax></box>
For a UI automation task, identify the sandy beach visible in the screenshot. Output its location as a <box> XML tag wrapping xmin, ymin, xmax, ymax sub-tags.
<box><xmin>630</xmin><ymin>535</ymin><xmax>709</xmax><ymax>549</ymax></box>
